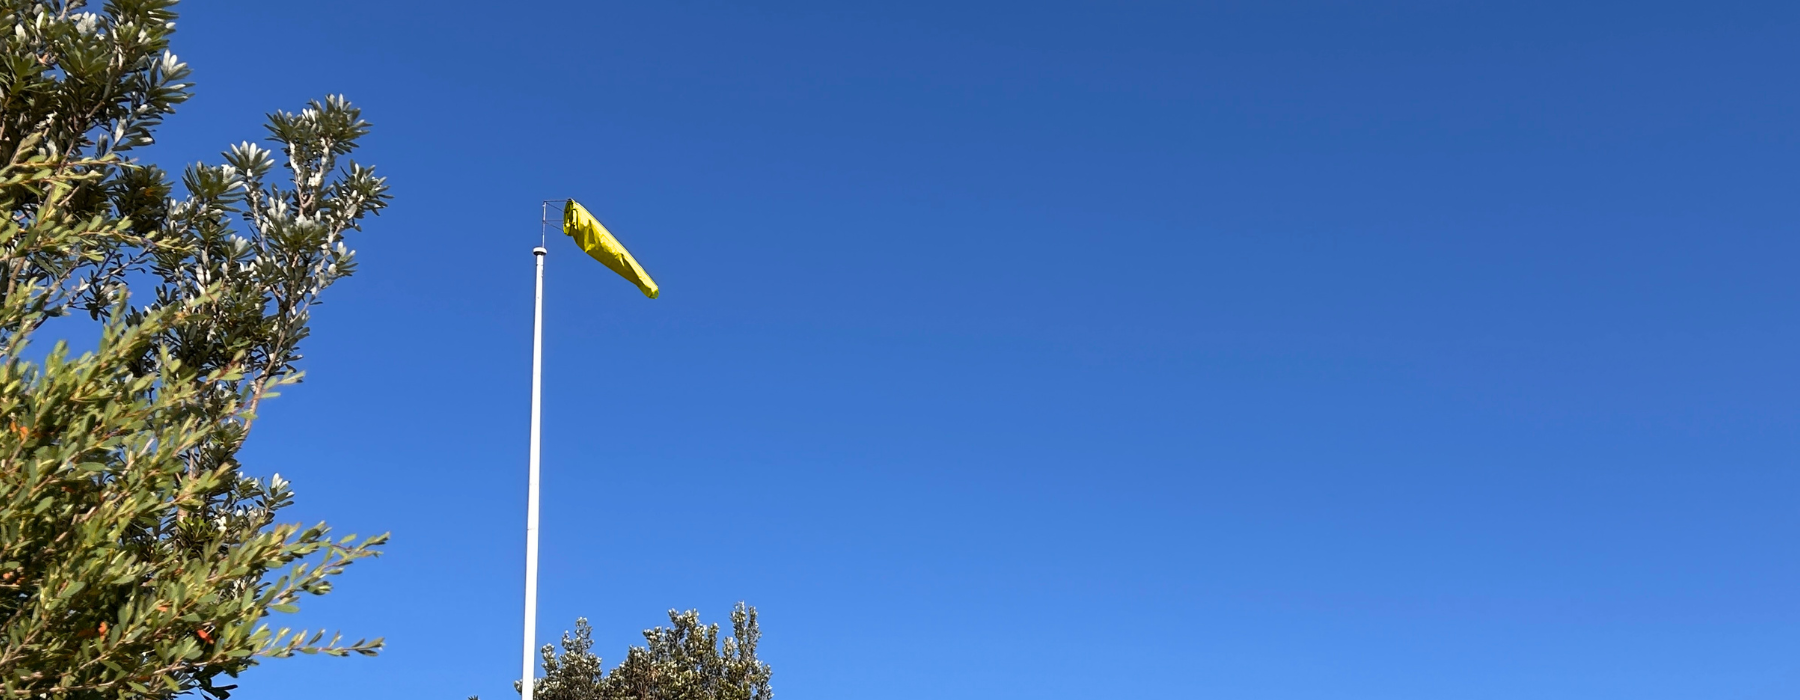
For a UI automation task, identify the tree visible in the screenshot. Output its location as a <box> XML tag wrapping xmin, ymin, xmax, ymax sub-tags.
<box><xmin>493</xmin><ymin>604</ymin><xmax>773</xmax><ymax>700</ymax></box>
<box><xmin>0</xmin><ymin>0</ymin><xmax>389</xmax><ymax>697</ymax></box>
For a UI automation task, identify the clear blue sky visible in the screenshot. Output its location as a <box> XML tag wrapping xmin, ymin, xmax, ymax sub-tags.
<box><xmin>140</xmin><ymin>1</ymin><xmax>1800</xmax><ymax>697</ymax></box>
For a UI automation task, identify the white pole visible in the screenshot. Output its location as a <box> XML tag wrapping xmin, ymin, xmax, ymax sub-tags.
<box><xmin>522</xmin><ymin>245</ymin><xmax>547</xmax><ymax>700</ymax></box>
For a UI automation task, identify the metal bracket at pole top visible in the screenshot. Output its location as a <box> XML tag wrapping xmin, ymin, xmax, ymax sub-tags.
<box><xmin>540</xmin><ymin>199</ymin><xmax>571</xmax><ymax>248</ymax></box>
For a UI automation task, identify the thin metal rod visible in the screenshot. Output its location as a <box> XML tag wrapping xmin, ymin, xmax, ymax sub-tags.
<box><xmin>541</xmin><ymin>199</ymin><xmax>569</xmax><ymax>249</ymax></box>
<box><xmin>521</xmin><ymin>245</ymin><xmax>547</xmax><ymax>700</ymax></box>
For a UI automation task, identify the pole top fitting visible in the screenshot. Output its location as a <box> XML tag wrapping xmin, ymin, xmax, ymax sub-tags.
<box><xmin>532</xmin><ymin>246</ymin><xmax>547</xmax><ymax>256</ymax></box>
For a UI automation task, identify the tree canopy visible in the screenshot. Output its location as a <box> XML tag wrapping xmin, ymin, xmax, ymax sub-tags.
<box><xmin>503</xmin><ymin>605</ymin><xmax>773</xmax><ymax>700</ymax></box>
<box><xmin>1</xmin><ymin>0</ymin><xmax>388</xmax><ymax>696</ymax></box>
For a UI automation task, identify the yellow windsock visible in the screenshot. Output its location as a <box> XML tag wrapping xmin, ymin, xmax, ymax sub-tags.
<box><xmin>562</xmin><ymin>200</ymin><xmax>659</xmax><ymax>299</ymax></box>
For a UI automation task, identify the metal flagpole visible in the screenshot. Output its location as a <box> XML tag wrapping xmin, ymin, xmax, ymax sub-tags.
<box><xmin>521</xmin><ymin>243</ymin><xmax>547</xmax><ymax>700</ymax></box>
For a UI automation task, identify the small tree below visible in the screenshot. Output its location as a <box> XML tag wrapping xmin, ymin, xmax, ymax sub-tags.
<box><xmin>490</xmin><ymin>604</ymin><xmax>773</xmax><ymax>700</ymax></box>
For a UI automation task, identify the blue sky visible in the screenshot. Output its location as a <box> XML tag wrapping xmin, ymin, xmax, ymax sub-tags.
<box><xmin>130</xmin><ymin>1</ymin><xmax>1800</xmax><ymax>697</ymax></box>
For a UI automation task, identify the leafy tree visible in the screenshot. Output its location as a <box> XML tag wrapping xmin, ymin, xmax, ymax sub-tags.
<box><xmin>494</xmin><ymin>604</ymin><xmax>773</xmax><ymax>700</ymax></box>
<box><xmin>0</xmin><ymin>0</ymin><xmax>389</xmax><ymax>697</ymax></box>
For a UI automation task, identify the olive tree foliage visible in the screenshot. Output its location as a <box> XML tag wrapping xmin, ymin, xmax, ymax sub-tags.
<box><xmin>0</xmin><ymin>0</ymin><xmax>390</xmax><ymax>697</ymax></box>
<box><xmin>484</xmin><ymin>605</ymin><xmax>773</xmax><ymax>700</ymax></box>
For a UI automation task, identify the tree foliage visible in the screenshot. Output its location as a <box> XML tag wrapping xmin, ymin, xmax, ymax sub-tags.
<box><xmin>0</xmin><ymin>0</ymin><xmax>389</xmax><ymax>696</ymax></box>
<box><xmin>502</xmin><ymin>605</ymin><xmax>773</xmax><ymax>700</ymax></box>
